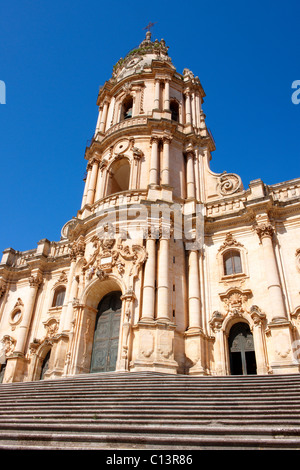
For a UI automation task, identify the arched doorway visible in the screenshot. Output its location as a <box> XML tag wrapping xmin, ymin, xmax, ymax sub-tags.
<box><xmin>90</xmin><ymin>291</ymin><xmax>122</xmax><ymax>373</ymax></box>
<box><xmin>40</xmin><ymin>350</ymin><xmax>51</xmax><ymax>380</ymax></box>
<box><xmin>228</xmin><ymin>322</ymin><xmax>257</xmax><ymax>375</ymax></box>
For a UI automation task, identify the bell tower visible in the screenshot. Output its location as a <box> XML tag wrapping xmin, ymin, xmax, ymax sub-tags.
<box><xmin>67</xmin><ymin>31</ymin><xmax>216</xmax><ymax>375</ymax></box>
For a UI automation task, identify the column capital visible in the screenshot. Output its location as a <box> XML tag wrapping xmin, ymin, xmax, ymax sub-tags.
<box><xmin>184</xmin><ymin>142</ymin><xmax>196</xmax><ymax>157</ymax></box>
<box><xmin>150</xmin><ymin>135</ymin><xmax>161</xmax><ymax>145</ymax></box>
<box><xmin>255</xmin><ymin>223</ymin><xmax>274</xmax><ymax>242</ymax></box>
<box><xmin>163</xmin><ymin>134</ymin><xmax>173</xmax><ymax>144</ymax></box>
<box><xmin>90</xmin><ymin>154</ymin><xmax>101</xmax><ymax>166</ymax></box>
<box><xmin>29</xmin><ymin>272</ymin><xmax>43</xmax><ymax>288</ymax></box>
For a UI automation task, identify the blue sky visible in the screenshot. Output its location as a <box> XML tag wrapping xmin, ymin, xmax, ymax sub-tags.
<box><xmin>0</xmin><ymin>0</ymin><xmax>299</xmax><ymax>253</ymax></box>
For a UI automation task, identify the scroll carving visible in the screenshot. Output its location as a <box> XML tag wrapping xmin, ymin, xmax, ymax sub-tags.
<box><xmin>217</xmin><ymin>172</ymin><xmax>243</xmax><ymax>196</ymax></box>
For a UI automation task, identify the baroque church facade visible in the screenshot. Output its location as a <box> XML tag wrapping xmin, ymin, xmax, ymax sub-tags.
<box><xmin>1</xmin><ymin>32</ymin><xmax>300</xmax><ymax>383</ymax></box>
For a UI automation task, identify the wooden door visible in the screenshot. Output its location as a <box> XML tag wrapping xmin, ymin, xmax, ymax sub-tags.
<box><xmin>229</xmin><ymin>322</ymin><xmax>257</xmax><ymax>375</ymax></box>
<box><xmin>90</xmin><ymin>291</ymin><xmax>122</xmax><ymax>373</ymax></box>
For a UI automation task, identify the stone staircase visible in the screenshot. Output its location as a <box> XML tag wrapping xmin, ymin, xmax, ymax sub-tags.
<box><xmin>0</xmin><ymin>371</ymin><xmax>300</xmax><ymax>450</ymax></box>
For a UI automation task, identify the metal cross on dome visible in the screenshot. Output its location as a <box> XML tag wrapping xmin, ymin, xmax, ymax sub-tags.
<box><xmin>143</xmin><ymin>22</ymin><xmax>157</xmax><ymax>32</ymax></box>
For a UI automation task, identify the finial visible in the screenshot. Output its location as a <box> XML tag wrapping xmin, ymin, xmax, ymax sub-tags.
<box><xmin>143</xmin><ymin>21</ymin><xmax>157</xmax><ymax>40</ymax></box>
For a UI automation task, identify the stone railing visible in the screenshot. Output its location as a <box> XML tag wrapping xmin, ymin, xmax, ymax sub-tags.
<box><xmin>206</xmin><ymin>198</ymin><xmax>246</xmax><ymax>217</ymax></box>
<box><xmin>269</xmin><ymin>180</ymin><xmax>300</xmax><ymax>203</ymax></box>
<box><xmin>48</xmin><ymin>241</ymin><xmax>70</xmax><ymax>258</ymax></box>
<box><xmin>92</xmin><ymin>189</ymin><xmax>148</xmax><ymax>215</ymax></box>
<box><xmin>2</xmin><ymin>240</ymin><xmax>70</xmax><ymax>268</ymax></box>
<box><xmin>12</xmin><ymin>249</ymin><xmax>37</xmax><ymax>268</ymax></box>
<box><xmin>103</xmin><ymin>117</ymin><xmax>148</xmax><ymax>138</ymax></box>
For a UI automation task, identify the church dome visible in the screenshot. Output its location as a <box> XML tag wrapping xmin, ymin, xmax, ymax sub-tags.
<box><xmin>111</xmin><ymin>31</ymin><xmax>175</xmax><ymax>83</ymax></box>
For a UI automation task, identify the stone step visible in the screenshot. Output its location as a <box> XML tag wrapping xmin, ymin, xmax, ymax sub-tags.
<box><xmin>0</xmin><ymin>371</ymin><xmax>300</xmax><ymax>449</ymax></box>
<box><xmin>0</xmin><ymin>428</ymin><xmax>299</xmax><ymax>450</ymax></box>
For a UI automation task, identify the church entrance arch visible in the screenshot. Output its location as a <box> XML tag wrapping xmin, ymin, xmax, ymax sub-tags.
<box><xmin>90</xmin><ymin>291</ymin><xmax>122</xmax><ymax>373</ymax></box>
<box><xmin>228</xmin><ymin>322</ymin><xmax>257</xmax><ymax>375</ymax></box>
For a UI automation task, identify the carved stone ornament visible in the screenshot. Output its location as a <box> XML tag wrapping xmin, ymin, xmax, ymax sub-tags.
<box><xmin>13</xmin><ymin>298</ymin><xmax>24</xmax><ymax>309</ymax></box>
<box><xmin>217</xmin><ymin>172</ymin><xmax>243</xmax><ymax>196</ymax></box>
<box><xmin>82</xmin><ymin>235</ymin><xmax>147</xmax><ymax>281</ymax></box>
<box><xmin>43</xmin><ymin>318</ymin><xmax>59</xmax><ymax>339</ymax></box>
<box><xmin>0</xmin><ymin>335</ymin><xmax>16</xmax><ymax>357</ymax></box>
<box><xmin>219</xmin><ymin>287</ymin><xmax>252</xmax><ymax>316</ymax></box>
<box><xmin>158</xmin><ymin>332</ymin><xmax>173</xmax><ymax>359</ymax></box>
<box><xmin>218</xmin><ymin>232</ymin><xmax>244</xmax><ymax>253</ymax></box>
<box><xmin>209</xmin><ymin>311</ymin><xmax>225</xmax><ymax>332</ymax></box>
<box><xmin>250</xmin><ymin>305</ymin><xmax>266</xmax><ymax>326</ymax></box>
<box><xmin>255</xmin><ymin>223</ymin><xmax>274</xmax><ymax>241</ymax></box>
<box><xmin>69</xmin><ymin>235</ymin><xmax>86</xmax><ymax>261</ymax></box>
<box><xmin>114</xmin><ymin>139</ymin><xmax>130</xmax><ymax>155</ymax></box>
<box><xmin>0</xmin><ymin>280</ymin><xmax>7</xmax><ymax>299</ymax></box>
<box><xmin>61</xmin><ymin>218</ymin><xmax>78</xmax><ymax>240</ymax></box>
<box><xmin>295</xmin><ymin>249</ymin><xmax>300</xmax><ymax>272</ymax></box>
<box><xmin>29</xmin><ymin>272</ymin><xmax>43</xmax><ymax>288</ymax></box>
<box><xmin>140</xmin><ymin>331</ymin><xmax>154</xmax><ymax>358</ymax></box>
<box><xmin>132</xmin><ymin>147</ymin><xmax>144</xmax><ymax>160</ymax></box>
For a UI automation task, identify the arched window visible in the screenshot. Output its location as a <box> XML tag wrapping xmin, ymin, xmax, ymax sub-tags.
<box><xmin>223</xmin><ymin>250</ymin><xmax>242</xmax><ymax>276</ymax></box>
<box><xmin>121</xmin><ymin>96</ymin><xmax>133</xmax><ymax>121</ymax></box>
<box><xmin>106</xmin><ymin>158</ymin><xmax>130</xmax><ymax>196</ymax></box>
<box><xmin>170</xmin><ymin>100</ymin><xmax>179</xmax><ymax>122</ymax></box>
<box><xmin>52</xmin><ymin>286</ymin><xmax>66</xmax><ymax>307</ymax></box>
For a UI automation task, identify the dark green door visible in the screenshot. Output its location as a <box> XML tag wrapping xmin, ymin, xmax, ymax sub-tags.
<box><xmin>90</xmin><ymin>291</ymin><xmax>122</xmax><ymax>373</ymax></box>
<box><xmin>229</xmin><ymin>322</ymin><xmax>257</xmax><ymax>375</ymax></box>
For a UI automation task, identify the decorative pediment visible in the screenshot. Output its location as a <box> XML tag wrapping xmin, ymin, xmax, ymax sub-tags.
<box><xmin>219</xmin><ymin>287</ymin><xmax>253</xmax><ymax>316</ymax></box>
<box><xmin>218</xmin><ymin>232</ymin><xmax>244</xmax><ymax>253</ymax></box>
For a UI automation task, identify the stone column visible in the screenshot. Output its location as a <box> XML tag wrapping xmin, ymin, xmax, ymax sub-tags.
<box><xmin>99</xmin><ymin>100</ymin><xmax>109</xmax><ymax>133</ymax></box>
<box><xmin>156</xmin><ymin>231</ymin><xmax>170</xmax><ymax>322</ymax></box>
<box><xmin>184</xmin><ymin>90</ymin><xmax>192</xmax><ymax>124</ymax></box>
<box><xmin>187</xmin><ymin>249</ymin><xmax>201</xmax><ymax>331</ymax></box>
<box><xmin>59</xmin><ymin>260</ymin><xmax>77</xmax><ymax>334</ymax></box>
<box><xmin>81</xmin><ymin>162</ymin><xmax>92</xmax><ymax>209</ymax></box>
<box><xmin>164</xmin><ymin>79</ymin><xmax>170</xmax><ymax>111</ymax></box>
<box><xmin>191</xmin><ymin>93</ymin><xmax>197</xmax><ymax>127</ymax></box>
<box><xmin>15</xmin><ymin>272</ymin><xmax>43</xmax><ymax>354</ymax></box>
<box><xmin>95</xmin><ymin>106</ymin><xmax>102</xmax><ymax>133</ymax></box>
<box><xmin>154</xmin><ymin>80</ymin><xmax>161</xmax><ymax>110</ymax></box>
<box><xmin>195</xmin><ymin>93</ymin><xmax>201</xmax><ymax>128</ymax></box>
<box><xmin>0</xmin><ymin>280</ymin><xmax>8</xmax><ymax>327</ymax></box>
<box><xmin>250</xmin><ymin>306</ymin><xmax>269</xmax><ymax>375</ymax></box>
<box><xmin>60</xmin><ymin>236</ymin><xmax>86</xmax><ymax>334</ymax></box>
<box><xmin>63</xmin><ymin>275</ymin><xmax>79</xmax><ymax>333</ymax></box>
<box><xmin>86</xmin><ymin>156</ymin><xmax>100</xmax><ymax>206</ymax></box>
<box><xmin>186</xmin><ymin>149</ymin><xmax>196</xmax><ymax>199</ymax></box>
<box><xmin>141</xmin><ymin>237</ymin><xmax>156</xmax><ymax>321</ymax></box>
<box><xmin>256</xmin><ymin>223</ymin><xmax>287</xmax><ymax>322</ymax></box>
<box><xmin>209</xmin><ymin>312</ymin><xmax>227</xmax><ymax>375</ymax></box>
<box><xmin>149</xmin><ymin>136</ymin><xmax>159</xmax><ymax>186</ymax></box>
<box><xmin>161</xmin><ymin>136</ymin><xmax>172</xmax><ymax>186</ymax></box>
